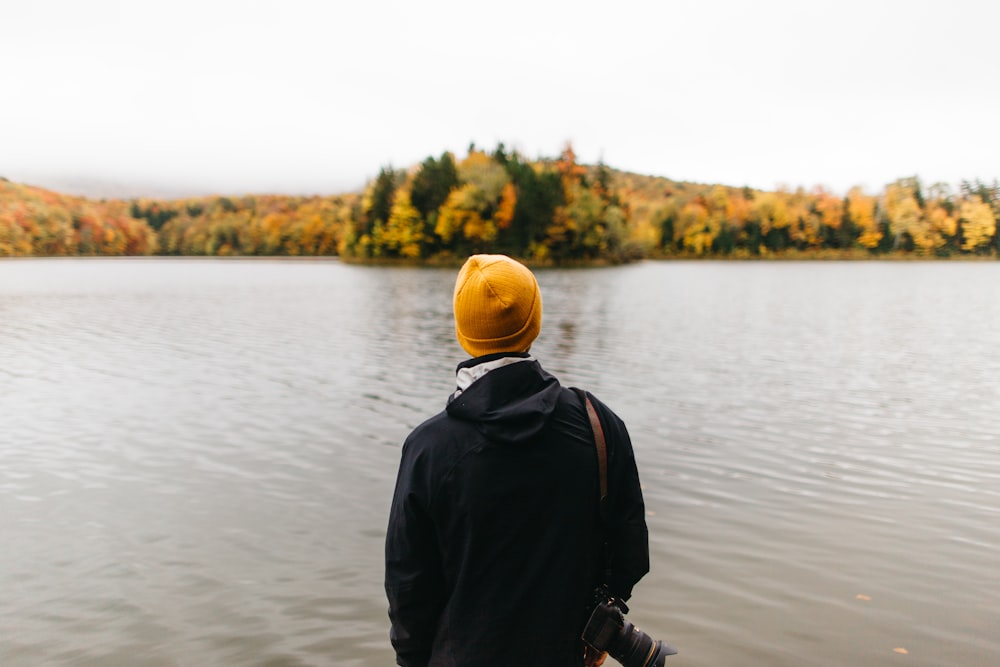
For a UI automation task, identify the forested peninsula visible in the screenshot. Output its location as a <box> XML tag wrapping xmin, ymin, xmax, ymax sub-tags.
<box><xmin>2</xmin><ymin>144</ymin><xmax>998</xmax><ymax>262</ymax></box>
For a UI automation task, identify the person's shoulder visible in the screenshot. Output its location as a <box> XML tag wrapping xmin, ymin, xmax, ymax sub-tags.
<box><xmin>402</xmin><ymin>409</ymin><xmax>479</xmax><ymax>460</ymax></box>
<box><xmin>405</xmin><ymin>410</ymin><xmax>450</xmax><ymax>442</ymax></box>
<box><xmin>570</xmin><ymin>387</ymin><xmax>626</xmax><ymax>424</ymax></box>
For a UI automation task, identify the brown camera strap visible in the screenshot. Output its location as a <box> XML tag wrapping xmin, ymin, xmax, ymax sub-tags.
<box><xmin>573</xmin><ymin>388</ymin><xmax>609</xmax><ymax>519</ymax></box>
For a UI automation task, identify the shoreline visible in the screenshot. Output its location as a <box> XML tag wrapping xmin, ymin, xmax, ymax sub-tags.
<box><xmin>2</xmin><ymin>252</ymin><xmax>997</xmax><ymax>265</ymax></box>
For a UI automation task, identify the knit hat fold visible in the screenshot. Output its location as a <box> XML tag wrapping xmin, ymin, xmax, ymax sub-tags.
<box><xmin>453</xmin><ymin>255</ymin><xmax>542</xmax><ymax>357</ymax></box>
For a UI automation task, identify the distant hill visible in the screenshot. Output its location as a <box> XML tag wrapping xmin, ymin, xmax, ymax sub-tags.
<box><xmin>0</xmin><ymin>174</ymin><xmax>205</xmax><ymax>200</ymax></box>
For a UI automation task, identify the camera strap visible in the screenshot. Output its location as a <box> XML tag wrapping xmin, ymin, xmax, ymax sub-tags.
<box><xmin>572</xmin><ymin>388</ymin><xmax>609</xmax><ymax>522</ymax></box>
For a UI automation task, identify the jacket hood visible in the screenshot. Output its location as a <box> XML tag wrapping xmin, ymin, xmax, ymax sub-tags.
<box><xmin>446</xmin><ymin>356</ymin><xmax>562</xmax><ymax>445</ymax></box>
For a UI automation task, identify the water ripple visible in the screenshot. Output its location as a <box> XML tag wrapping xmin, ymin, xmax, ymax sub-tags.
<box><xmin>2</xmin><ymin>259</ymin><xmax>999</xmax><ymax>665</ymax></box>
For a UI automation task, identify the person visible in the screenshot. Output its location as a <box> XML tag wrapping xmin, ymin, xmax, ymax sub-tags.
<box><xmin>385</xmin><ymin>254</ymin><xmax>650</xmax><ymax>667</ymax></box>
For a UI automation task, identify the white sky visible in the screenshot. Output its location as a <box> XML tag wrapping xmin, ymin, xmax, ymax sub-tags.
<box><xmin>2</xmin><ymin>0</ymin><xmax>997</xmax><ymax>198</ymax></box>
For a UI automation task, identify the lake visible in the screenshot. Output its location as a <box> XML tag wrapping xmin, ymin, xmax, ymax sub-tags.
<box><xmin>1</xmin><ymin>258</ymin><xmax>998</xmax><ymax>666</ymax></box>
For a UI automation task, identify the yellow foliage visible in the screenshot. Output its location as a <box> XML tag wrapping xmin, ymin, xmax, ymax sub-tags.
<box><xmin>463</xmin><ymin>213</ymin><xmax>497</xmax><ymax>244</ymax></box>
<box><xmin>884</xmin><ymin>184</ymin><xmax>923</xmax><ymax>242</ymax></box>
<box><xmin>678</xmin><ymin>202</ymin><xmax>715</xmax><ymax>254</ymax></box>
<box><xmin>906</xmin><ymin>204</ymin><xmax>955</xmax><ymax>252</ymax></box>
<box><xmin>683</xmin><ymin>226</ymin><xmax>714</xmax><ymax>254</ymax></box>
<box><xmin>435</xmin><ymin>187</ymin><xmax>468</xmax><ymax>244</ymax></box>
<box><xmin>814</xmin><ymin>189</ymin><xmax>843</xmax><ymax>230</ymax></box>
<box><xmin>787</xmin><ymin>196</ymin><xmax>817</xmax><ymax>248</ymax></box>
<box><xmin>926</xmin><ymin>205</ymin><xmax>956</xmax><ymax>238</ymax></box>
<box><xmin>384</xmin><ymin>190</ymin><xmax>423</xmax><ymax>258</ymax></box>
<box><xmin>848</xmin><ymin>188</ymin><xmax>881</xmax><ymax>249</ymax></box>
<box><xmin>959</xmin><ymin>196</ymin><xmax>997</xmax><ymax>252</ymax></box>
<box><xmin>436</xmin><ymin>184</ymin><xmax>496</xmax><ymax>245</ymax></box>
<box><xmin>707</xmin><ymin>185</ymin><xmax>730</xmax><ymax>213</ymax></box>
<box><xmin>678</xmin><ymin>202</ymin><xmax>709</xmax><ymax>232</ymax></box>
<box><xmin>630</xmin><ymin>217</ymin><xmax>659</xmax><ymax>248</ymax></box>
<box><xmin>752</xmin><ymin>192</ymin><xmax>790</xmax><ymax>233</ymax></box>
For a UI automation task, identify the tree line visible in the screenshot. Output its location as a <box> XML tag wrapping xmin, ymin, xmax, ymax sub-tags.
<box><xmin>648</xmin><ymin>176</ymin><xmax>999</xmax><ymax>258</ymax></box>
<box><xmin>1</xmin><ymin>147</ymin><xmax>998</xmax><ymax>261</ymax></box>
<box><xmin>343</xmin><ymin>144</ymin><xmax>632</xmax><ymax>263</ymax></box>
<box><xmin>0</xmin><ymin>178</ymin><xmax>156</xmax><ymax>256</ymax></box>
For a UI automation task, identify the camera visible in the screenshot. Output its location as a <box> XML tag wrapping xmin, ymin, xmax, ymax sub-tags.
<box><xmin>581</xmin><ymin>589</ymin><xmax>677</xmax><ymax>667</ymax></box>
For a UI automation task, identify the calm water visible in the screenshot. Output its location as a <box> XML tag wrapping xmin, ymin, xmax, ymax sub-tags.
<box><xmin>1</xmin><ymin>258</ymin><xmax>998</xmax><ymax>667</ymax></box>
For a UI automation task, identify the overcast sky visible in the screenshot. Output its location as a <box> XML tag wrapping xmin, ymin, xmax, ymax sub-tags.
<box><xmin>2</xmin><ymin>0</ymin><xmax>997</xmax><ymax>198</ymax></box>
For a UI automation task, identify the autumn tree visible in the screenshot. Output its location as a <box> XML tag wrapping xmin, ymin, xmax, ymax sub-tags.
<box><xmin>959</xmin><ymin>196</ymin><xmax>997</xmax><ymax>253</ymax></box>
<box><xmin>883</xmin><ymin>180</ymin><xmax>928</xmax><ymax>252</ymax></box>
<box><xmin>847</xmin><ymin>188</ymin><xmax>881</xmax><ymax>250</ymax></box>
<box><xmin>543</xmin><ymin>143</ymin><xmax>595</xmax><ymax>260</ymax></box>
<box><xmin>677</xmin><ymin>200</ymin><xmax>712</xmax><ymax>254</ymax></box>
<box><xmin>504</xmin><ymin>153</ymin><xmax>562</xmax><ymax>256</ymax></box>
<box><xmin>411</xmin><ymin>153</ymin><xmax>459</xmax><ymax>219</ymax></box>
<box><xmin>751</xmin><ymin>191</ymin><xmax>791</xmax><ymax>252</ymax></box>
<box><xmin>410</xmin><ymin>152</ymin><xmax>459</xmax><ymax>254</ymax></box>
<box><xmin>378</xmin><ymin>189</ymin><xmax>423</xmax><ymax>258</ymax></box>
<box><xmin>717</xmin><ymin>188</ymin><xmax>750</xmax><ymax>254</ymax></box>
<box><xmin>364</xmin><ymin>166</ymin><xmax>403</xmax><ymax>233</ymax></box>
<box><xmin>494</xmin><ymin>183</ymin><xmax>517</xmax><ymax>233</ymax></box>
<box><xmin>813</xmin><ymin>188</ymin><xmax>846</xmax><ymax>248</ymax></box>
<box><xmin>459</xmin><ymin>150</ymin><xmax>509</xmax><ymax>207</ymax></box>
<box><xmin>436</xmin><ymin>184</ymin><xmax>495</xmax><ymax>250</ymax></box>
<box><xmin>656</xmin><ymin>200</ymin><xmax>680</xmax><ymax>253</ymax></box>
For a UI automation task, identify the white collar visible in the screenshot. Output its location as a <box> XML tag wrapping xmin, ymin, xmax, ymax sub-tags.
<box><xmin>454</xmin><ymin>355</ymin><xmax>535</xmax><ymax>395</ymax></box>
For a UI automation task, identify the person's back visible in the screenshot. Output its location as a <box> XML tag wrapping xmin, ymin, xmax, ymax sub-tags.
<box><xmin>385</xmin><ymin>255</ymin><xmax>649</xmax><ymax>667</ymax></box>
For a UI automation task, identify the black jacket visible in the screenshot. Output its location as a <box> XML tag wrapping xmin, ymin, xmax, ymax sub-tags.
<box><xmin>385</xmin><ymin>354</ymin><xmax>649</xmax><ymax>667</ymax></box>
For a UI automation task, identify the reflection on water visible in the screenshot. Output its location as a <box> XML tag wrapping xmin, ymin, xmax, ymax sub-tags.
<box><xmin>1</xmin><ymin>258</ymin><xmax>998</xmax><ymax>666</ymax></box>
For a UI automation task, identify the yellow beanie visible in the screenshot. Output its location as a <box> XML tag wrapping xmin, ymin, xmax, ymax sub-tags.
<box><xmin>453</xmin><ymin>254</ymin><xmax>542</xmax><ymax>357</ymax></box>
